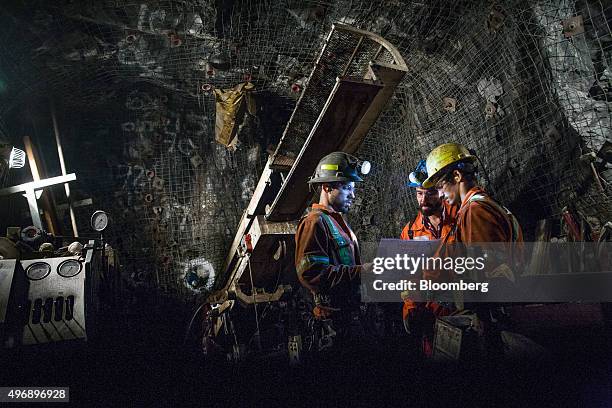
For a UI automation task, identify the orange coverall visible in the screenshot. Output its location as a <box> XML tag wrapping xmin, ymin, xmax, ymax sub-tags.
<box><xmin>295</xmin><ymin>203</ymin><xmax>362</xmax><ymax>317</ymax></box>
<box><xmin>404</xmin><ymin>188</ymin><xmax>523</xmax><ymax>355</ymax></box>
<box><xmin>401</xmin><ymin>201</ymin><xmax>457</xmax><ymax>320</ymax></box>
<box><xmin>425</xmin><ymin>186</ymin><xmax>524</xmax><ymax>282</ymax></box>
<box><xmin>429</xmin><ymin>186</ymin><xmax>524</xmax><ymax>356</ymax></box>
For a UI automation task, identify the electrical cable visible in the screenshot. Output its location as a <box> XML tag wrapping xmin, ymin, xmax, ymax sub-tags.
<box><xmin>182</xmin><ymin>302</ymin><xmax>207</xmax><ymax>346</ymax></box>
<box><xmin>471</xmin><ymin>150</ymin><xmax>496</xmax><ymax>198</ymax></box>
<box><xmin>247</xmin><ymin>256</ymin><xmax>261</xmax><ymax>350</ymax></box>
<box><xmin>245</xmin><ymin>249</ymin><xmax>285</xmax><ymax>349</ymax></box>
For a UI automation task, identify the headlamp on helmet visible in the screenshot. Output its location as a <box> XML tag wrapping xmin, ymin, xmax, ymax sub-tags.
<box><xmin>308</xmin><ymin>152</ymin><xmax>369</xmax><ymax>184</ymax></box>
<box><xmin>358</xmin><ymin>160</ymin><xmax>371</xmax><ymax>175</ymax></box>
<box><xmin>407</xmin><ymin>159</ymin><xmax>428</xmax><ymax>188</ymax></box>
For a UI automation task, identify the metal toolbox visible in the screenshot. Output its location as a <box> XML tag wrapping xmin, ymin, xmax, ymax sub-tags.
<box><xmin>433</xmin><ymin>315</ymin><xmax>478</xmax><ymax>361</ymax></box>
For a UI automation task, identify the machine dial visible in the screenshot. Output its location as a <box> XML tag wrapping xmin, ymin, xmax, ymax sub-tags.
<box><xmin>91</xmin><ymin>210</ymin><xmax>109</xmax><ymax>232</ymax></box>
<box><xmin>25</xmin><ymin>262</ymin><xmax>51</xmax><ymax>280</ymax></box>
<box><xmin>58</xmin><ymin>259</ymin><xmax>82</xmax><ymax>278</ymax></box>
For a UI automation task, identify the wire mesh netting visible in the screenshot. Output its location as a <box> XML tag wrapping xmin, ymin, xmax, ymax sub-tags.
<box><xmin>353</xmin><ymin>0</ymin><xmax>611</xmax><ymax>243</ymax></box>
<box><xmin>0</xmin><ymin>0</ymin><xmax>610</xmax><ymax>297</ymax></box>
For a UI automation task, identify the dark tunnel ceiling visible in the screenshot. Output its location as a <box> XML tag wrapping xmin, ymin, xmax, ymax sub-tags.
<box><xmin>0</xmin><ymin>0</ymin><xmax>610</xmax><ymax>297</ymax></box>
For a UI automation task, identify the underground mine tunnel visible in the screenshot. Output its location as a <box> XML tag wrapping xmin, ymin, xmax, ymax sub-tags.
<box><xmin>0</xmin><ymin>1</ymin><xmax>611</xmax><ymax>406</ymax></box>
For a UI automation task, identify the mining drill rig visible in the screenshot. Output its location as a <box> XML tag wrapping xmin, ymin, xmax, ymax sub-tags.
<box><xmin>197</xmin><ymin>23</ymin><xmax>407</xmax><ymax>363</ymax></box>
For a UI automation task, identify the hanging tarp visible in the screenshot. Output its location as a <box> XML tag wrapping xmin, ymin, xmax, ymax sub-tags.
<box><xmin>214</xmin><ymin>82</ymin><xmax>255</xmax><ymax>149</ymax></box>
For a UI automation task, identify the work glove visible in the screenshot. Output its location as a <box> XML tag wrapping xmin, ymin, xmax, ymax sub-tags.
<box><xmin>313</xmin><ymin>305</ymin><xmax>333</xmax><ymax>320</ymax></box>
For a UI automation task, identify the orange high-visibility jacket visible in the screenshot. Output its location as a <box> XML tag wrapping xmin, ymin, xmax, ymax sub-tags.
<box><xmin>400</xmin><ymin>201</ymin><xmax>458</xmax><ymax>241</ymax></box>
<box><xmin>423</xmin><ymin>186</ymin><xmax>524</xmax><ymax>282</ymax></box>
<box><xmin>401</xmin><ymin>201</ymin><xmax>457</xmax><ymax>319</ymax></box>
<box><xmin>295</xmin><ymin>203</ymin><xmax>362</xmax><ymax>313</ymax></box>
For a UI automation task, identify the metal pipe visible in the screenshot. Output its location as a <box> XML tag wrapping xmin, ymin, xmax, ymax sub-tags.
<box><xmin>342</xmin><ymin>35</ymin><xmax>364</xmax><ymax>77</ymax></box>
<box><xmin>50</xmin><ymin>101</ymin><xmax>79</xmax><ymax>237</ymax></box>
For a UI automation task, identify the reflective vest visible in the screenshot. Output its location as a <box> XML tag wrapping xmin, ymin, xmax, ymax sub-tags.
<box><xmin>316</xmin><ymin>211</ymin><xmax>354</xmax><ymax>266</ymax></box>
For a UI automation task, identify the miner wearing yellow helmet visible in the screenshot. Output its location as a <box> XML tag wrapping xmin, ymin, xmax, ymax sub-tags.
<box><xmin>422</xmin><ymin>142</ymin><xmax>524</xmax><ymax>354</ymax></box>
<box><xmin>422</xmin><ymin>142</ymin><xmax>523</xmax><ymax>247</ymax></box>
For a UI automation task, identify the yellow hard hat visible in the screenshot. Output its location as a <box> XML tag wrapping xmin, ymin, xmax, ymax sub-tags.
<box><xmin>422</xmin><ymin>143</ymin><xmax>476</xmax><ymax>188</ymax></box>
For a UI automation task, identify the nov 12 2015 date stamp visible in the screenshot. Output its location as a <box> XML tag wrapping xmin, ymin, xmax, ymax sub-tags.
<box><xmin>0</xmin><ymin>387</ymin><xmax>69</xmax><ymax>402</ymax></box>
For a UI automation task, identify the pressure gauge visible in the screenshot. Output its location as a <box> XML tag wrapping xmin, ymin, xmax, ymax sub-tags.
<box><xmin>25</xmin><ymin>262</ymin><xmax>51</xmax><ymax>280</ymax></box>
<box><xmin>58</xmin><ymin>259</ymin><xmax>82</xmax><ymax>278</ymax></box>
<box><xmin>91</xmin><ymin>211</ymin><xmax>109</xmax><ymax>232</ymax></box>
